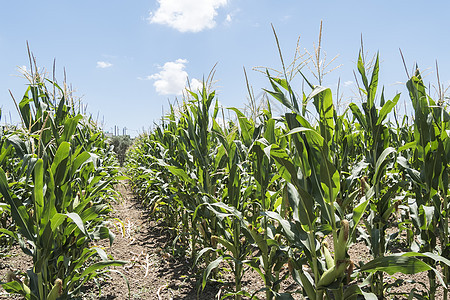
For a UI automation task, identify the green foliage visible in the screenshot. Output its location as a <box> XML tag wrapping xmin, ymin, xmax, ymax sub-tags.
<box><xmin>0</xmin><ymin>59</ymin><xmax>126</xmax><ymax>299</ymax></box>
<box><xmin>109</xmin><ymin>135</ymin><xmax>133</xmax><ymax>166</ymax></box>
<box><xmin>126</xmin><ymin>46</ymin><xmax>450</xmax><ymax>300</ymax></box>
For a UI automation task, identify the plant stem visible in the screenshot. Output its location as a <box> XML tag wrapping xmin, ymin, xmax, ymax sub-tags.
<box><xmin>234</xmin><ymin>219</ymin><xmax>242</xmax><ymax>300</ymax></box>
<box><xmin>442</xmin><ymin>189</ymin><xmax>449</xmax><ymax>299</ymax></box>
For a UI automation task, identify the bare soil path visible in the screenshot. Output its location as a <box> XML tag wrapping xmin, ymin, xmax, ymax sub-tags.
<box><xmin>85</xmin><ymin>183</ymin><xmax>220</xmax><ymax>300</ymax></box>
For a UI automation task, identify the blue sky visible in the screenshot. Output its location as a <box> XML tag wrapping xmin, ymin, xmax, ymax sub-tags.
<box><xmin>1</xmin><ymin>1</ymin><xmax>450</xmax><ymax>136</ymax></box>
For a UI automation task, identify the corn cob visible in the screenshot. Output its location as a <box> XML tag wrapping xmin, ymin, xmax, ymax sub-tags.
<box><xmin>334</xmin><ymin>220</ymin><xmax>349</xmax><ymax>262</ymax></box>
<box><xmin>47</xmin><ymin>278</ymin><xmax>63</xmax><ymax>300</ymax></box>
<box><xmin>317</xmin><ymin>259</ymin><xmax>349</xmax><ymax>289</ymax></box>
<box><xmin>321</xmin><ymin>241</ymin><xmax>334</xmax><ymax>270</ymax></box>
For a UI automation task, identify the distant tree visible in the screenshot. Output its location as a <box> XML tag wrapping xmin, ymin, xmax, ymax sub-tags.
<box><xmin>109</xmin><ymin>135</ymin><xmax>133</xmax><ymax>166</ymax></box>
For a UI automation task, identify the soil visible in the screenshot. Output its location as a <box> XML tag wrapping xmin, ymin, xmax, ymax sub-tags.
<box><xmin>0</xmin><ymin>183</ymin><xmax>446</xmax><ymax>299</ymax></box>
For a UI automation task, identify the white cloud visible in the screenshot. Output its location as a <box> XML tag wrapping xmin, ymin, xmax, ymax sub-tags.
<box><xmin>225</xmin><ymin>14</ymin><xmax>232</xmax><ymax>23</ymax></box>
<box><xmin>146</xmin><ymin>59</ymin><xmax>201</xmax><ymax>95</ymax></box>
<box><xmin>148</xmin><ymin>0</ymin><xmax>228</xmax><ymax>33</ymax></box>
<box><xmin>97</xmin><ymin>61</ymin><xmax>113</xmax><ymax>68</ymax></box>
<box><xmin>344</xmin><ymin>80</ymin><xmax>353</xmax><ymax>87</ymax></box>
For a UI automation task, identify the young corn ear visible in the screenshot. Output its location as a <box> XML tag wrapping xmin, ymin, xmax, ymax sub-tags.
<box><xmin>317</xmin><ymin>259</ymin><xmax>350</xmax><ymax>289</ymax></box>
<box><xmin>321</xmin><ymin>241</ymin><xmax>334</xmax><ymax>270</ymax></box>
<box><xmin>335</xmin><ymin>220</ymin><xmax>349</xmax><ymax>262</ymax></box>
<box><xmin>47</xmin><ymin>278</ymin><xmax>63</xmax><ymax>300</ymax></box>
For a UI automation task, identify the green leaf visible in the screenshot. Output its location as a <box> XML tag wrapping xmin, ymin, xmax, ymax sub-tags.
<box><xmin>263</xmin><ymin>118</ymin><xmax>276</xmax><ymax>145</ymax></box>
<box><xmin>310</xmin><ymin>86</ymin><xmax>335</xmax><ymax>145</ymax></box>
<box><xmin>49</xmin><ymin>213</ymin><xmax>67</xmax><ymax>231</ymax></box>
<box><xmin>202</xmin><ymin>256</ymin><xmax>224</xmax><ymax>289</ymax></box>
<box><xmin>0</xmin><ymin>168</ymin><xmax>33</xmax><ymax>240</ymax></box>
<box><xmin>7</xmin><ymin>135</ymin><xmax>27</xmax><ymax>158</ymax></box>
<box><xmin>398</xmin><ymin>141</ymin><xmax>417</xmax><ymax>152</ymax></box>
<box><xmin>33</xmin><ymin>159</ymin><xmax>44</xmax><ymax>222</ymax></box>
<box><xmin>349</xmin><ymin>198</ymin><xmax>370</xmax><ymax>243</ymax></box>
<box><xmin>193</xmin><ymin>247</ymin><xmax>214</xmax><ymax>268</ymax></box>
<box><xmin>228</xmin><ymin>107</ymin><xmax>253</xmax><ymax>147</ymax></box>
<box><xmin>51</xmin><ymin>142</ymin><xmax>71</xmax><ymax>185</ymax></box>
<box><xmin>296</xmin><ymin>268</ymin><xmax>315</xmax><ymax>300</ymax></box>
<box><xmin>373</xmin><ymin>147</ymin><xmax>396</xmax><ymax>185</ymax></box>
<box><xmin>320</xmin><ymin>155</ymin><xmax>340</xmax><ymax>205</ymax></box>
<box><xmin>269</xmin><ymin>145</ymin><xmax>297</xmax><ymax>185</ymax></box>
<box><xmin>285</xmin><ymin>182</ymin><xmax>314</xmax><ymax>229</ymax></box>
<box><xmin>361</xmin><ymin>255</ymin><xmax>431</xmax><ymax>275</ymax></box>
<box><xmin>215</xmin><ymin>236</ymin><xmax>237</xmax><ymax>256</ymax></box>
<box><xmin>357</xmin><ymin>52</ymin><xmax>369</xmax><ymax>91</ymax></box>
<box><xmin>0</xmin><ymin>145</ymin><xmax>13</xmax><ymax>165</ymax></box>
<box><xmin>367</xmin><ymin>53</ymin><xmax>379</xmax><ymax>108</ymax></box>
<box><xmin>75</xmin><ymin>260</ymin><xmax>127</xmax><ymax>282</ymax></box>
<box><xmin>376</xmin><ymin>93</ymin><xmax>400</xmax><ymax>125</ymax></box>
<box><xmin>70</xmin><ymin>151</ymin><xmax>91</xmax><ymax>177</ymax></box>
<box><xmin>419</xmin><ymin>205</ymin><xmax>435</xmax><ymax>230</ymax></box>
<box><xmin>19</xmin><ymin>91</ymin><xmax>33</xmax><ymax>129</ymax></box>
<box><xmin>402</xmin><ymin>252</ymin><xmax>450</xmax><ymax>267</ymax></box>
<box><xmin>0</xmin><ymin>228</ymin><xmax>18</xmax><ymax>239</ymax></box>
<box><xmin>264</xmin><ymin>71</ymin><xmax>299</xmax><ymax>114</ymax></box>
<box><xmin>157</xmin><ymin>159</ymin><xmax>193</xmax><ymax>184</ymax></box>
<box><xmin>61</xmin><ymin>114</ymin><xmax>83</xmax><ymax>142</ymax></box>
<box><xmin>264</xmin><ymin>211</ymin><xmax>310</xmax><ymax>251</ymax></box>
<box><xmin>397</xmin><ymin>156</ymin><xmax>421</xmax><ymax>183</ymax></box>
<box><xmin>343</xmin><ymin>284</ymin><xmax>362</xmax><ymax>300</ymax></box>
<box><xmin>65</xmin><ymin>212</ymin><xmax>89</xmax><ymax>237</ymax></box>
<box><xmin>283</xmin><ymin>127</ymin><xmax>324</xmax><ymax>147</ymax></box>
<box><xmin>2</xmin><ymin>280</ymin><xmax>32</xmax><ymax>299</ymax></box>
<box><xmin>349</xmin><ymin>103</ymin><xmax>367</xmax><ymax>131</ymax></box>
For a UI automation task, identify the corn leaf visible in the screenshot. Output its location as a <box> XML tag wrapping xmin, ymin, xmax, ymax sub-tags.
<box><xmin>373</xmin><ymin>147</ymin><xmax>396</xmax><ymax>185</ymax></box>
<box><xmin>202</xmin><ymin>256</ymin><xmax>224</xmax><ymax>289</ymax></box>
<box><xmin>33</xmin><ymin>159</ymin><xmax>44</xmax><ymax>222</ymax></box>
<box><xmin>376</xmin><ymin>93</ymin><xmax>400</xmax><ymax>126</ymax></box>
<box><xmin>367</xmin><ymin>54</ymin><xmax>379</xmax><ymax>108</ymax></box>
<box><xmin>51</xmin><ymin>142</ymin><xmax>71</xmax><ymax>185</ymax></box>
<box><xmin>361</xmin><ymin>256</ymin><xmax>431</xmax><ymax>275</ymax></box>
<box><xmin>0</xmin><ymin>168</ymin><xmax>33</xmax><ymax>240</ymax></box>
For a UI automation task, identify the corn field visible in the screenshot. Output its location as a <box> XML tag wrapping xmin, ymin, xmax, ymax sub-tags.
<box><xmin>1</xmin><ymin>43</ymin><xmax>450</xmax><ymax>300</ymax></box>
<box><xmin>126</xmin><ymin>48</ymin><xmax>450</xmax><ymax>300</ymax></box>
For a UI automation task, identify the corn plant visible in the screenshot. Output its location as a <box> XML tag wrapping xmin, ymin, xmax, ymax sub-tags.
<box><xmin>396</xmin><ymin>67</ymin><xmax>450</xmax><ymax>299</ymax></box>
<box><xmin>0</xmin><ymin>61</ymin><xmax>126</xmax><ymax>299</ymax></box>
<box><xmin>348</xmin><ymin>52</ymin><xmax>406</xmax><ymax>296</ymax></box>
<box><xmin>126</xmin><ymin>40</ymin><xmax>450</xmax><ymax>300</ymax></box>
<box><xmin>261</xmin><ymin>70</ymin><xmax>371</xmax><ymax>299</ymax></box>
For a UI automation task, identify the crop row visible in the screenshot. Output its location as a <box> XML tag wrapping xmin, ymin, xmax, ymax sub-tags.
<box><xmin>127</xmin><ymin>50</ymin><xmax>450</xmax><ymax>299</ymax></box>
<box><xmin>0</xmin><ymin>57</ymin><xmax>126</xmax><ymax>299</ymax></box>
